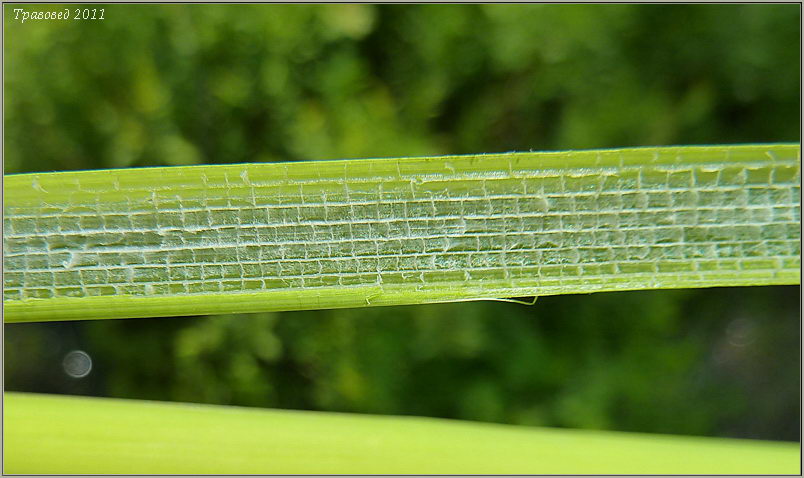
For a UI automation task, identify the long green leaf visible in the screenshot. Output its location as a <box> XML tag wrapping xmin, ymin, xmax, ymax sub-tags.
<box><xmin>4</xmin><ymin>392</ymin><xmax>799</xmax><ymax>474</ymax></box>
<box><xmin>4</xmin><ymin>144</ymin><xmax>800</xmax><ymax>322</ymax></box>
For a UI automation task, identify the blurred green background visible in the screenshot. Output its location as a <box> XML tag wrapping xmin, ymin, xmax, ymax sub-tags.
<box><xmin>4</xmin><ymin>4</ymin><xmax>800</xmax><ymax>441</ymax></box>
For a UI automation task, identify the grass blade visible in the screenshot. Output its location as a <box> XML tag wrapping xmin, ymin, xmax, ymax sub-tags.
<box><xmin>4</xmin><ymin>392</ymin><xmax>799</xmax><ymax>474</ymax></box>
<box><xmin>4</xmin><ymin>144</ymin><xmax>800</xmax><ymax>322</ymax></box>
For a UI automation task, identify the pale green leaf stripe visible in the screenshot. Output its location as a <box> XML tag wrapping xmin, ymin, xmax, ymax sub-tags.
<box><xmin>4</xmin><ymin>392</ymin><xmax>799</xmax><ymax>474</ymax></box>
<box><xmin>4</xmin><ymin>144</ymin><xmax>800</xmax><ymax>322</ymax></box>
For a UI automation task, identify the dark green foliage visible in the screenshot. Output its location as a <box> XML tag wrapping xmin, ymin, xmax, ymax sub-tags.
<box><xmin>5</xmin><ymin>4</ymin><xmax>799</xmax><ymax>173</ymax></box>
<box><xmin>6</xmin><ymin>288</ymin><xmax>799</xmax><ymax>440</ymax></box>
<box><xmin>4</xmin><ymin>4</ymin><xmax>800</xmax><ymax>440</ymax></box>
